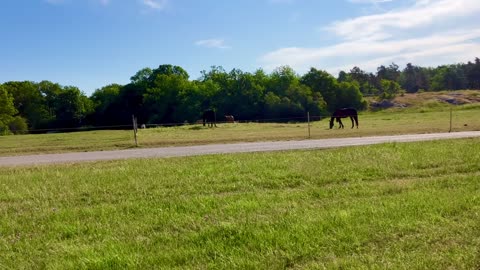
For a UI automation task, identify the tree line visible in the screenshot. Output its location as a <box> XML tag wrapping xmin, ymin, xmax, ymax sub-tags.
<box><xmin>1</xmin><ymin>58</ymin><xmax>479</xmax><ymax>135</ymax></box>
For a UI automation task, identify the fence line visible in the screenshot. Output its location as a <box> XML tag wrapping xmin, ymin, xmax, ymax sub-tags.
<box><xmin>3</xmin><ymin>107</ymin><xmax>474</xmax><ymax>152</ymax></box>
<box><xmin>21</xmin><ymin>108</ymin><xmax>461</xmax><ymax>134</ymax></box>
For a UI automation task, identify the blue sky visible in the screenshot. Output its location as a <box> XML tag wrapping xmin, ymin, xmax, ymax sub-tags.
<box><xmin>1</xmin><ymin>0</ymin><xmax>479</xmax><ymax>95</ymax></box>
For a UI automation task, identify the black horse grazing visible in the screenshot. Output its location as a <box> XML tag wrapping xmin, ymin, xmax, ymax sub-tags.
<box><xmin>203</xmin><ymin>109</ymin><xmax>217</xmax><ymax>127</ymax></box>
<box><xmin>329</xmin><ymin>108</ymin><xmax>359</xmax><ymax>129</ymax></box>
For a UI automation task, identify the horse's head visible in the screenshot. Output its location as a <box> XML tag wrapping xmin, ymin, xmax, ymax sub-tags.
<box><xmin>329</xmin><ymin>117</ymin><xmax>335</xmax><ymax>129</ymax></box>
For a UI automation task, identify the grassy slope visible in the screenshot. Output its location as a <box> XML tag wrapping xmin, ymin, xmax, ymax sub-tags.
<box><xmin>391</xmin><ymin>90</ymin><xmax>480</xmax><ymax>108</ymax></box>
<box><xmin>1</xmin><ymin>138</ymin><xmax>479</xmax><ymax>269</ymax></box>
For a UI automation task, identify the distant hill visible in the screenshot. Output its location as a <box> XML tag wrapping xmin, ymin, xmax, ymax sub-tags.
<box><xmin>368</xmin><ymin>90</ymin><xmax>480</xmax><ymax>111</ymax></box>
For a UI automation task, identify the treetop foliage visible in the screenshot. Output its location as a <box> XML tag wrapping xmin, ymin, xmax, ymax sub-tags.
<box><xmin>1</xmin><ymin>59</ymin><xmax>479</xmax><ymax>134</ymax></box>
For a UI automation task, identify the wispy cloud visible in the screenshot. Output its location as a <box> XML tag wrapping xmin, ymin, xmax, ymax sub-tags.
<box><xmin>261</xmin><ymin>29</ymin><xmax>480</xmax><ymax>72</ymax></box>
<box><xmin>195</xmin><ymin>39</ymin><xmax>231</xmax><ymax>49</ymax></box>
<box><xmin>328</xmin><ymin>0</ymin><xmax>480</xmax><ymax>40</ymax></box>
<box><xmin>142</xmin><ymin>0</ymin><xmax>168</xmax><ymax>10</ymax></box>
<box><xmin>260</xmin><ymin>0</ymin><xmax>480</xmax><ymax>73</ymax></box>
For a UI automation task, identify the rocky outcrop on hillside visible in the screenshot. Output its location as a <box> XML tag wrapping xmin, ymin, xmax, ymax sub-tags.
<box><xmin>436</xmin><ymin>92</ymin><xmax>480</xmax><ymax>105</ymax></box>
<box><xmin>370</xmin><ymin>99</ymin><xmax>407</xmax><ymax>109</ymax></box>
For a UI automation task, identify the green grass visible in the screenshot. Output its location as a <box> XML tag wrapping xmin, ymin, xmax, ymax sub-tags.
<box><xmin>1</xmin><ymin>105</ymin><xmax>480</xmax><ymax>157</ymax></box>
<box><xmin>1</xmin><ymin>138</ymin><xmax>480</xmax><ymax>269</ymax></box>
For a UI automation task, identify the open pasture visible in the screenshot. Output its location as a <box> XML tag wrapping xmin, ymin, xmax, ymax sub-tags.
<box><xmin>1</xmin><ymin>104</ymin><xmax>480</xmax><ymax>157</ymax></box>
<box><xmin>1</xmin><ymin>138</ymin><xmax>480</xmax><ymax>269</ymax></box>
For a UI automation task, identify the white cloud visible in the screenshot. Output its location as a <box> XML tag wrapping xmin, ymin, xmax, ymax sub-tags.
<box><xmin>262</xmin><ymin>29</ymin><xmax>480</xmax><ymax>72</ymax></box>
<box><xmin>195</xmin><ymin>39</ymin><xmax>231</xmax><ymax>49</ymax></box>
<box><xmin>260</xmin><ymin>0</ymin><xmax>480</xmax><ymax>73</ymax></box>
<box><xmin>142</xmin><ymin>0</ymin><xmax>168</xmax><ymax>10</ymax></box>
<box><xmin>328</xmin><ymin>0</ymin><xmax>480</xmax><ymax>40</ymax></box>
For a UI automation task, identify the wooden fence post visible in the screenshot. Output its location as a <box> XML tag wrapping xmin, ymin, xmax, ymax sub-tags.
<box><xmin>132</xmin><ymin>114</ymin><xmax>138</xmax><ymax>146</ymax></box>
<box><xmin>449</xmin><ymin>106</ymin><xmax>452</xmax><ymax>133</ymax></box>
<box><xmin>307</xmin><ymin>111</ymin><xmax>311</xmax><ymax>138</ymax></box>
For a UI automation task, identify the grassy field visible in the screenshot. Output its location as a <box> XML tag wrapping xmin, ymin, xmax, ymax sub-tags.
<box><xmin>1</xmin><ymin>138</ymin><xmax>479</xmax><ymax>269</ymax></box>
<box><xmin>1</xmin><ymin>102</ymin><xmax>480</xmax><ymax>157</ymax></box>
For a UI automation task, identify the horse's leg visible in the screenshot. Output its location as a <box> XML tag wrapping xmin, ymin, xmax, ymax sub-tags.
<box><xmin>350</xmin><ymin>116</ymin><xmax>354</xmax><ymax>128</ymax></box>
<box><xmin>338</xmin><ymin>118</ymin><xmax>344</xmax><ymax>129</ymax></box>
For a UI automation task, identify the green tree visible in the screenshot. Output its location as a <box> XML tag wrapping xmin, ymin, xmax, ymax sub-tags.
<box><xmin>265</xmin><ymin>66</ymin><xmax>301</xmax><ymax>119</ymax></box>
<box><xmin>3</xmin><ymin>81</ymin><xmax>52</xmax><ymax>129</ymax></box>
<box><xmin>231</xmin><ymin>69</ymin><xmax>266</xmax><ymax>120</ymax></box>
<box><xmin>38</xmin><ymin>80</ymin><xmax>62</xmax><ymax>126</ymax></box>
<box><xmin>0</xmin><ymin>85</ymin><xmax>18</xmax><ymax>135</ymax></box>
<box><xmin>143</xmin><ymin>73</ymin><xmax>190</xmax><ymax>124</ymax></box>
<box><xmin>151</xmin><ymin>64</ymin><xmax>189</xmax><ymax>81</ymax></box>
<box><xmin>379</xmin><ymin>79</ymin><xmax>401</xmax><ymax>99</ymax></box>
<box><xmin>399</xmin><ymin>63</ymin><xmax>430</xmax><ymax>93</ymax></box>
<box><xmin>130</xmin><ymin>68</ymin><xmax>153</xmax><ymax>85</ymax></box>
<box><xmin>287</xmin><ymin>82</ymin><xmax>326</xmax><ymax>116</ymax></box>
<box><xmin>348</xmin><ymin>66</ymin><xmax>378</xmax><ymax>96</ymax></box>
<box><xmin>90</xmin><ymin>84</ymin><xmax>123</xmax><ymax>125</ymax></box>
<box><xmin>431</xmin><ymin>65</ymin><xmax>467</xmax><ymax>91</ymax></box>
<box><xmin>263</xmin><ymin>67</ymin><xmax>325</xmax><ymax>119</ymax></box>
<box><xmin>301</xmin><ymin>68</ymin><xmax>336</xmax><ymax>112</ymax></box>
<box><xmin>337</xmin><ymin>70</ymin><xmax>349</xmax><ymax>82</ymax></box>
<box><xmin>200</xmin><ymin>66</ymin><xmax>232</xmax><ymax>115</ymax></box>
<box><xmin>211</xmin><ymin>68</ymin><xmax>266</xmax><ymax>120</ymax></box>
<box><xmin>54</xmin><ymin>86</ymin><xmax>93</xmax><ymax>127</ymax></box>
<box><xmin>268</xmin><ymin>66</ymin><xmax>299</xmax><ymax>97</ymax></box>
<box><xmin>174</xmin><ymin>81</ymin><xmax>205</xmax><ymax>123</ymax></box>
<box><xmin>377</xmin><ymin>63</ymin><xmax>401</xmax><ymax>82</ymax></box>
<box><xmin>336</xmin><ymin>81</ymin><xmax>367</xmax><ymax>109</ymax></box>
<box><xmin>464</xmin><ymin>58</ymin><xmax>480</xmax><ymax>89</ymax></box>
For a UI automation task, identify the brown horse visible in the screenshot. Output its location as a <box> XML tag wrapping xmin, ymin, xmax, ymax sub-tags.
<box><xmin>329</xmin><ymin>108</ymin><xmax>359</xmax><ymax>129</ymax></box>
<box><xmin>224</xmin><ymin>115</ymin><xmax>235</xmax><ymax>123</ymax></box>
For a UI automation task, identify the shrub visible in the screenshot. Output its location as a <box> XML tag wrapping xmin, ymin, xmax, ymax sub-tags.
<box><xmin>8</xmin><ymin>116</ymin><xmax>29</xmax><ymax>135</ymax></box>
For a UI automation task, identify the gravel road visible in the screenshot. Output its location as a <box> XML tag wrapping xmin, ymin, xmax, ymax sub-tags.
<box><xmin>1</xmin><ymin>131</ymin><xmax>479</xmax><ymax>167</ymax></box>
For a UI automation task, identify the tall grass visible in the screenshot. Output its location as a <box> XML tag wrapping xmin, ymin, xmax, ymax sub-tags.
<box><xmin>1</xmin><ymin>138</ymin><xmax>479</xmax><ymax>269</ymax></box>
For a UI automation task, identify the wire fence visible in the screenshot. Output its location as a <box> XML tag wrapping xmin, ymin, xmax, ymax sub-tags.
<box><xmin>2</xmin><ymin>105</ymin><xmax>479</xmax><ymax>157</ymax></box>
<box><xmin>19</xmin><ymin>107</ymin><xmax>477</xmax><ymax>136</ymax></box>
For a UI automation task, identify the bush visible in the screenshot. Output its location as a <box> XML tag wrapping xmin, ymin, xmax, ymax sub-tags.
<box><xmin>8</xmin><ymin>116</ymin><xmax>29</xmax><ymax>135</ymax></box>
<box><xmin>0</xmin><ymin>124</ymin><xmax>11</xmax><ymax>135</ymax></box>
